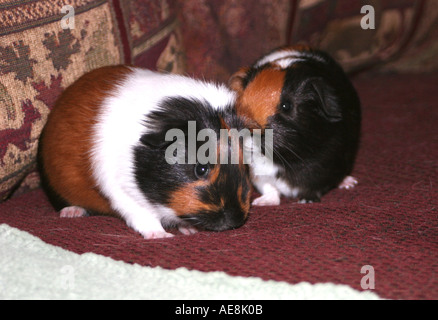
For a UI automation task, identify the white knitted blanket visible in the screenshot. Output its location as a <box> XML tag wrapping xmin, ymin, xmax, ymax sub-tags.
<box><xmin>0</xmin><ymin>224</ymin><xmax>381</xmax><ymax>300</ymax></box>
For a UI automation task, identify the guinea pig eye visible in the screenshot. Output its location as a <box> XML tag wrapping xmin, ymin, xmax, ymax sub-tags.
<box><xmin>280</xmin><ymin>101</ymin><xmax>292</xmax><ymax>112</ymax></box>
<box><xmin>194</xmin><ymin>163</ymin><xmax>210</xmax><ymax>179</ymax></box>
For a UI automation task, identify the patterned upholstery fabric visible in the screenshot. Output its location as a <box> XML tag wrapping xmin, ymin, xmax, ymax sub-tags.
<box><xmin>117</xmin><ymin>0</ymin><xmax>185</xmax><ymax>73</ymax></box>
<box><xmin>0</xmin><ymin>0</ymin><xmax>183</xmax><ymax>201</ymax></box>
<box><xmin>290</xmin><ymin>0</ymin><xmax>438</xmax><ymax>73</ymax></box>
<box><xmin>178</xmin><ymin>0</ymin><xmax>293</xmax><ymax>82</ymax></box>
<box><xmin>179</xmin><ymin>0</ymin><xmax>438</xmax><ymax>79</ymax></box>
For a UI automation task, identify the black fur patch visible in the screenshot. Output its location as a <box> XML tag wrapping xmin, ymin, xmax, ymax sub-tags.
<box><xmin>134</xmin><ymin>97</ymin><xmax>220</xmax><ymax>204</ymax></box>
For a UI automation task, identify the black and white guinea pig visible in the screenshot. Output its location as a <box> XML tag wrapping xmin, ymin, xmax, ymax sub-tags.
<box><xmin>229</xmin><ymin>46</ymin><xmax>361</xmax><ymax>205</ymax></box>
<box><xmin>39</xmin><ymin>65</ymin><xmax>252</xmax><ymax>239</ymax></box>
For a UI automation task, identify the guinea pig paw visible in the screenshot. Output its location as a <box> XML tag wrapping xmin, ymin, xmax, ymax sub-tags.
<box><xmin>178</xmin><ymin>226</ymin><xmax>198</xmax><ymax>236</ymax></box>
<box><xmin>60</xmin><ymin>206</ymin><xmax>88</xmax><ymax>218</ymax></box>
<box><xmin>141</xmin><ymin>230</ymin><xmax>174</xmax><ymax>239</ymax></box>
<box><xmin>338</xmin><ymin>176</ymin><xmax>358</xmax><ymax>190</ymax></box>
<box><xmin>252</xmin><ymin>193</ymin><xmax>281</xmax><ymax>206</ymax></box>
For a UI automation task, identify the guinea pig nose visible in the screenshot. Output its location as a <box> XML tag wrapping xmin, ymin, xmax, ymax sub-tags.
<box><xmin>223</xmin><ymin>208</ymin><xmax>246</xmax><ymax>229</ymax></box>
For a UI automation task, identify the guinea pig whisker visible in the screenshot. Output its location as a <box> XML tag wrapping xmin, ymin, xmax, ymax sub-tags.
<box><xmin>276</xmin><ymin>141</ymin><xmax>304</xmax><ymax>162</ymax></box>
<box><xmin>273</xmin><ymin>147</ymin><xmax>296</xmax><ymax>173</ymax></box>
<box><xmin>180</xmin><ymin>216</ymin><xmax>203</xmax><ymax>226</ymax></box>
<box><xmin>181</xmin><ymin>216</ymin><xmax>198</xmax><ymax>221</ymax></box>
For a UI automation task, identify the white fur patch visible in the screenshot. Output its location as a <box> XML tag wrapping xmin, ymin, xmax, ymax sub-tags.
<box><xmin>250</xmin><ymin>152</ymin><xmax>300</xmax><ymax>204</ymax></box>
<box><xmin>272</xmin><ymin>58</ymin><xmax>306</xmax><ymax>69</ymax></box>
<box><xmin>255</xmin><ymin>49</ymin><xmax>306</xmax><ymax>69</ymax></box>
<box><xmin>244</xmin><ymin>132</ymin><xmax>300</xmax><ymax>205</ymax></box>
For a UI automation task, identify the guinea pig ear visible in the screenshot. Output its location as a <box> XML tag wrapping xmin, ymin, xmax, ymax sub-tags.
<box><xmin>229</xmin><ymin>67</ymin><xmax>250</xmax><ymax>94</ymax></box>
<box><xmin>311</xmin><ymin>80</ymin><xmax>343</xmax><ymax>122</ymax></box>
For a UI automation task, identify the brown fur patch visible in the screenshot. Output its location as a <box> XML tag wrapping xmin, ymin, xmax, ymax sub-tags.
<box><xmin>40</xmin><ymin>65</ymin><xmax>133</xmax><ymax>216</ymax></box>
<box><xmin>236</xmin><ymin>68</ymin><xmax>286</xmax><ymax>128</ymax></box>
<box><xmin>229</xmin><ymin>67</ymin><xmax>250</xmax><ymax>94</ymax></box>
<box><xmin>237</xmin><ymin>185</ymin><xmax>250</xmax><ymax>218</ymax></box>
<box><xmin>168</xmin><ymin>166</ymin><xmax>221</xmax><ymax>216</ymax></box>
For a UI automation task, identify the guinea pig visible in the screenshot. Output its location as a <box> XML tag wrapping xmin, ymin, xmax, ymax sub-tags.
<box><xmin>39</xmin><ymin>65</ymin><xmax>252</xmax><ymax>239</ymax></box>
<box><xmin>229</xmin><ymin>46</ymin><xmax>361</xmax><ymax>205</ymax></box>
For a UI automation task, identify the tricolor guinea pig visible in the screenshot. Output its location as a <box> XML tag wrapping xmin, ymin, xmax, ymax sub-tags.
<box><xmin>229</xmin><ymin>46</ymin><xmax>361</xmax><ymax>205</ymax></box>
<box><xmin>39</xmin><ymin>65</ymin><xmax>252</xmax><ymax>239</ymax></box>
